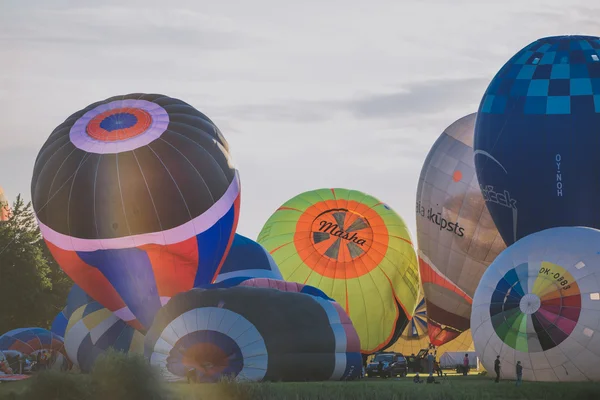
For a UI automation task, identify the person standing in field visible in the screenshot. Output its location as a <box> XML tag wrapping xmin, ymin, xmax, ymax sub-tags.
<box><xmin>494</xmin><ymin>356</ymin><xmax>501</xmax><ymax>383</ymax></box>
<box><xmin>463</xmin><ymin>354</ymin><xmax>469</xmax><ymax>376</ymax></box>
<box><xmin>515</xmin><ymin>361</ymin><xmax>523</xmax><ymax>386</ymax></box>
<box><xmin>427</xmin><ymin>352</ymin><xmax>434</xmax><ymax>376</ymax></box>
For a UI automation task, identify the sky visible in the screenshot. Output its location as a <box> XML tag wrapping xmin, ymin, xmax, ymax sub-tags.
<box><xmin>0</xmin><ymin>0</ymin><xmax>597</xmax><ymax>240</ymax></box>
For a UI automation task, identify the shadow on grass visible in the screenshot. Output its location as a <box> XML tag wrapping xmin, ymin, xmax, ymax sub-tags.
<box><xmin>2</xmin><ymin>365</ymin><xmax>600</xmax><ymax>400</ymax></box>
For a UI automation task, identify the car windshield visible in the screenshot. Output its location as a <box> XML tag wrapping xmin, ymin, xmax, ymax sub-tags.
<box><xmin>373</xmin><ymin>354</ymin><xmax>394</xmax><ymax>362</ymax></box>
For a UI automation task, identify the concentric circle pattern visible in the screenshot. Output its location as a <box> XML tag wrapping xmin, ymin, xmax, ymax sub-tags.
<box><xmin>87</xmin><ymin>108</ymin><xmax>152</xmax><ymax>142</ymax></box>
<box><xmin>69</xmin><ymin>99</ymin><xmax>170</xmax><ymax>153</ymax></box>
<box><xmin>257</xmin><ymin>188</ymin><xmax>419</xmax><ymax>354</ymax></box>
<box><xmin>471</xmin><ymin>226</ymin><xmax>600</xmax><ymax>382</ymax></box>
<box><xmin>489</xmin><ymin>262</ymin><xmax>581</xmax><ymax>352</ymax></box>
<box><xmin>145</xmin><ymin>285</ymin><xmax>362</xmax><ymax>382</ymax></box>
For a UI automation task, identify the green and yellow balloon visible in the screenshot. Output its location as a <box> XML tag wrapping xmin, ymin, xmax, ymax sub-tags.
<box><xmin>257</xmin><ymin>188</ymin><xmax>419</xmax><ymax>354</ymax></box>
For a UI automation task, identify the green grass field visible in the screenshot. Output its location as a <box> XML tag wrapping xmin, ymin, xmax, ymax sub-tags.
<box><xmin>2</xmin><ymin>373</ymin><xmax>600</xmax><ymax>400</ymax></box>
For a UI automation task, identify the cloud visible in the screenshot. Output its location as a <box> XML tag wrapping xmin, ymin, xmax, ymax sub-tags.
<box><xmin>344</xmin><ymin>78</ymin><xmax>488</xmax><ymax>119</ymax></box>
<box><xmin>219</xmin><ymin>77</ymin><xmax>489</xmax><ymax>123</ymax></box>
<box><xmin>0</xmin><ymin>7</ymin><xmax>260</xmax><ymax>49</ymax></box>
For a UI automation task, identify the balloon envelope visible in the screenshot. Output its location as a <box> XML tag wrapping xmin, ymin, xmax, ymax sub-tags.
<box><xmin>32</xmin><ymin>93</ymin><xmax>241</xmax><ymax>331</ymax></box>
<box><xmin>471</xmin><ymin>226</ymin><xmax>600</xmax><ymax>381</ymax></box>
<box><xmin>64</xmin><ymin>301</ymin><xmax>145</xmax><ymax>373</ymax></box>
<box><xmin>474</xmin><ymin>35</ymin><xmax>600</xmax><ymax>246</ymax></box>
<box><xmin>214</xmin><ymin>234</ymin><xmax>283</xmax><ymax>283</ymax></box>
<box><xmin>417</xmin><ymin>113</ymin><xmax>505</xmax><ymax>345</ymax></box>
<box><xmin>257</xmin><ymin>188</ymin><xmax>419</xmax><ymax>354</ymax></box>
<box><xmin>389</xmin><ymin>291</ymin><xmax>475</xmax><ymax>357</ymax></box>
<box><xmin>51</xmin><ymin>284</ymin><xmax>94</xmax><ymax>337</ymax></box>
<box><xmin>145</xmin><ymin>279</ymin><xmax>362</xmax><ymax>382</ymax></box>
<box><xmin>0</xmin><ymin>186</ymin><xmax>10</xmax><ymax>221</ymax></box>
<box><xmin>0</xmin><ymin>328</ymin><xmax>66</xmax><ymax>357</ymax></box>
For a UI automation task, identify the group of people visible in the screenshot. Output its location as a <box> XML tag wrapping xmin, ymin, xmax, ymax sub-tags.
<box><xmin>493</xmin><ymin>355</ymin><xmax>523</xmax><ymax>386</ymax></box>
<box><xmin>0</xmin><ymin>350</ymin><xmax>66</xmax><ymax>376</ymax></box>
<box><xmin>411</xmin><ymin>350</ymin><xmax>524</xmax><ymax>386</ymax></box>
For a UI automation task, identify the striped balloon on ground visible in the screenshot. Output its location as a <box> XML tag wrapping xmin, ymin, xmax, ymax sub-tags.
<box><xmin>0</xmin><ymin>328</ymin><xmax>66</xmax><ymax>358</ymax></box>
<box><xmin>51</xmin><ymin>285</ymin><xmax>94</xmax><ymax>337</ymax></box>
<box><xmin>64</xmin><ymin>301</ymin><xmax>144</xmax><ymax>373</ymax></box>
<box><xmin>145</xmin><ymin>279</ymin><xmax>362</xmax><ymax>382</ymax></box>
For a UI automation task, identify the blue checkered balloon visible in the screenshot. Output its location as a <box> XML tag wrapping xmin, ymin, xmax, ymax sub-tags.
<box><xmin>474</xmin><ymin>35</ymin><xmax>600</xmax><ymax>246</ymax></box>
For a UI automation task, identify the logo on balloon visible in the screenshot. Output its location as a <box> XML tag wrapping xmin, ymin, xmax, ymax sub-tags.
<box><xmin>555</xmin><ymin>154</ymin><xmax>563</xmax><ymax>197</ymax></box>
<box><xmin>314</xmin><ymin>220</ymin><xmax>368</xmax><ymax>246</ymax></box>
<box><xmin>310</xmin><ymin>209</ymin><xmax>373</xmax><ymax>261</ymax></box>
<box><xmin>479</xmin><ymin>185</ymin><xmax>517</xmax><ymax>210</ymax></box>
<box><xmin>415</xmin><ymin>201</ymin><xmax>465</xmax><ymax>238</ymax></box>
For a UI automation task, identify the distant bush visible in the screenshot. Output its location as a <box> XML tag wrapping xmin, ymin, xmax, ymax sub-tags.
<box><xmin>89</xmin><ymin>349</ymin><xmax>169</xmax><ymax>400</ymax></box>
<box><xmin>18</xmin><ymin>369</ymin><xmax>90</xmax><ymax>400</ymax></box>
<box><xmin>15</xmin><ymin>349</ymin><xmax>169</xmax><ymax>400</ymax></box>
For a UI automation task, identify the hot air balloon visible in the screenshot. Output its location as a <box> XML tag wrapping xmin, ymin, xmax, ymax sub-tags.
<box><xmin>474</xmin><ymin>35</ymin><xmax>600</xmax><ymax>246</ymax></box>
<box><xmin>471</xmin><ymin>227</ymin><xmax>600</xmax><ymax>381</ymax></box>
<box><xmin>0</xmin><ymin>186</ymin><xmax>10</xmax><ymax>221</ymax></box>
<box><xmin>144</xmin><ymin>279</ymin><xmax>362</xmax><ymax>382</ymax></box>
<box><xmin>64</xmin><ymin>301</ymin><xmax>145</xmax><ymax>373</ymax></box>
<box><xmin>31</xmin><ymin>93</ymin><xmax>241</xmax><ymax>331</ymax></box>
<box><xmin>388</xmin><ymin>293</ymin><xmax>429</xmax><ymax>356</ymax></box>
<box><xmin>257</xmin><ymin>188</ymin><xmax>419</xmax><ymax>354</ymax></box>
<box><xmin>214</xmin><ymin>234</ymin><xmax>283</xmax><ymax>283</ymax></box>
<box><xmin>388</xmin><ymin>291</ymin><xmax>475</xmax><ymax>358</ymax></box>
<box><xmin>417</xmin><ymin>113</ymin><xmax>506</xmax><ymax>346</ymax></box>
<box><xmin>0</xmin><ymin>328</ymin><xmax>67</xmax><ymax>360</ymax></box>
<box><xmin>51</xmin><ymin>285</ymin><xmax>96</xmax><ymax>337</ymax></box>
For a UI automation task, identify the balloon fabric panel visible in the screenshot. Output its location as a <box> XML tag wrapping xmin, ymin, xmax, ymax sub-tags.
<box><xmin>31</xmin><ymin>93</ymin><xmax>241</xmax><ymax>331</ymax></box>
<box><xmin>474</xmin><ymin>35</ymin><xmax>600</xmax><ymax>245</ymax></box>
<box><xmin>416</xmin><ymin>113</ymin><xmax>506</xmax><ymax>346</ymax></box>
<box><xmin>257</xmin><ymin>188</ymin><xmax>419</xmax><ymax>354</ymax></box>
<box><xmin>471</xmin><ymin>226</ymin><xmax>600</xmax><ymax>382</ymax></box>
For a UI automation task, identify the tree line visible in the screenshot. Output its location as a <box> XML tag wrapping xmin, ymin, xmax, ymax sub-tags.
<box><xmin>0</xmin><ymin>195</ymin><xmax>71</xmax><ymax>334</ymax></box>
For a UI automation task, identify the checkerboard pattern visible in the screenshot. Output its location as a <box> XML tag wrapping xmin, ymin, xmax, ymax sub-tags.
<box><xmin>480</xmin><ymin>36</ymin><xmax>600</xmax><ymax>115</ymax></box>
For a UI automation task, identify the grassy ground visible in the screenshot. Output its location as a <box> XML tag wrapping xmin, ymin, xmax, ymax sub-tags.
<box><xmin>2</xmin><ymin>373</ymin><xmax>600</xmax><ymax>400</ymax></box>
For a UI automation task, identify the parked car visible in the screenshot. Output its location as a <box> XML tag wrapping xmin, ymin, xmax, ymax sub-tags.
<box><xmin>365</xmin><ymin>352</ymin><xmax>408</xmax><ymax>378</ymax></box>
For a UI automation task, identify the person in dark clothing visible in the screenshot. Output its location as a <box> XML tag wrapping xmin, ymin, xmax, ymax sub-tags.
<box><xmin>413</xmin><ymin>372</ymin><xmax>423</xmax><ymax>383</ymax></box>
<box><xmin>494</xmin><ymin>356</ymin><xmax>501</xmax><ymax>383</ymax></box>
<box><xmin>463</xmin><ymin>354</ymin><xmax>469</xmax><ymax>376</ymax></box>
<box><xmin>436</xmin><ymin>360</ymin><xmax>443</xmax><ymax>377</ymax></box>
<box><xmin>515</xmin><ymin>361</ymin><xmax>523</xmax><ymax>386</ymax></box>
<box><xmin>186</xmin><ymin>367</ymin><xmax>197</xmax><ymax>383</ymax></box>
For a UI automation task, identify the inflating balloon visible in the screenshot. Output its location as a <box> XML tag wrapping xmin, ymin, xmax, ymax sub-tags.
<box><xmin>389</xmin><ymin>293</ymin><xmax>429</xmax><ymax>356</ymax></box>
<box><xmin>31</xmin><ymin>93</ymin><xmax>241</xmax><ymax>331</ymax></box>
<box><xmin>389</xmin><ymin>292</ymin><xmax>475</xmax><ymax>357</ymax></box>
<box><xmin>471</xmin><ymin>227</ymin><xmax>600</xmax><ymax>381</ymax></box>
<box><xmin>257</xmin><ymin>188</ymin><xmax>419</xmax><ymax>354</ymax></box>
<box><xmin>145</xmin><ymin>280</ymin><xmax>362</xmax><ymax>382</ymax></box>
<box><xmin>214</xmin><ymin>234</ymin><xmax>283</xmax><ymax>283</ymax></box>
<box><xmin>474</xmin><ymin>35</ymin><xmax>600</xmax><ymax>246</ymax></box>
<box><xmin>51</xmin><ymin>285</ymin><xmax>94</xmax><ymax>337</ymax></box>
<box><xmin>0</xmin><ymin>186</ymin><xmax>9</xmax><ymax>221</ymax></box>
<box><xmin>64</xmin><ymin>301</ymin><xmax>145</xmax><ymax>373</ymax></box>
<box><xmin>0</xmin><ymin>328</ymin><xmax>66</xmax><ymax>358</ymax></box>
<box><xmin>417</xmin><ymin>113</ymin><xmax>506</xmax><ymax>345</ymax></box>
